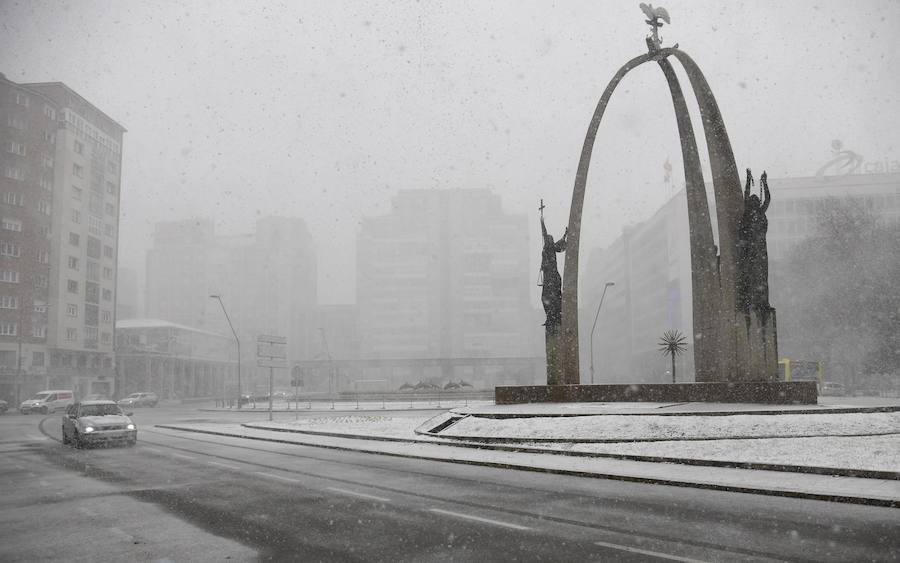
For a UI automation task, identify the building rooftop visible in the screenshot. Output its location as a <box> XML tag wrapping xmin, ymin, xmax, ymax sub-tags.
<box><xmin>115</xmin><ymin>318</ymin><xmax>228</xmax><ymax>339</ymax></box>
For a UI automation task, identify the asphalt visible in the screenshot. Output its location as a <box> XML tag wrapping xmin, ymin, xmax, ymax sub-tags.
<box><xmin>156</xmin><ymin>402</ymin><xmax>900</xmax><ymax>509</ymax></box>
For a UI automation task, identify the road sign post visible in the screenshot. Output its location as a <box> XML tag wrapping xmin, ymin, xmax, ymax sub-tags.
<box><xmin>257</xmin><ymin>335</ymin><xmax>287</xmax><ymax>421</ymax></box>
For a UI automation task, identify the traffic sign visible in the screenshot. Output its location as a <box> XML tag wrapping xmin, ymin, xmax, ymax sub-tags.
<box><xmin>257</xmin><ymin>342</ymin><xmax>286</xmax><ymax>358</ymax></box>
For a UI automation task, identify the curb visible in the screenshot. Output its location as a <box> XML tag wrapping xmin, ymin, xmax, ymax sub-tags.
<box><xmin>155</xmin><ymin>423</ymin><xmax>900</xmax><ymax>508</ymax></box>
<box><xmin>452</xmin><ymin>405</ymin><xmax>900</xmax><ymax>418</ymax></box>
<box><xmin>244</xmin><ymin>422</ymin><xmax>900</xmax><ymax>481</ymax></box>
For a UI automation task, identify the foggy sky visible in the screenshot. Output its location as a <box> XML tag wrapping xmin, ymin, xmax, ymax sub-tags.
<box><xmin>1</xmin><ymin>0</ymin><xmax>897</xmax><ymax>305</ymax></box>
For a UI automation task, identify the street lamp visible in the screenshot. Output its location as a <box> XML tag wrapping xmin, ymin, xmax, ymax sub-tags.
<box><xmin>209</xmin><ymin>294</ymin><xmax>241</xmax><ymax>409</ymax></box>
<box><xmin>589</xmin><ymin>282</ymin><xmax>615</xmax><ymax>385</ymax></box>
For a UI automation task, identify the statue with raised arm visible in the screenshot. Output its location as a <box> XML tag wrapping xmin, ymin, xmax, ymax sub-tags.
<box><xmin>737</xmin><ymin>168</ymin><xmax>772</xmax><ymax>312</ymax></box>
<box><xmin>539</xmin><ymin>204</ymin><xmax>567</xmax><ymax>328</ymax></box>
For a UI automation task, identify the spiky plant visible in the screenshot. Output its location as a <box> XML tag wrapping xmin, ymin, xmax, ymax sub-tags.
<box><xmin>658</xmin><ymin>329</ymin><xmax>687</xmax><ymax>383</ymax></box>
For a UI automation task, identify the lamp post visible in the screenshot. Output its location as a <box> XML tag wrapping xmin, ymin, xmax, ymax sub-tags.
<box><xmin>210</xmin><ymin>294</ymin><xmax>241</xmax><ymax>409</ymax></box>
<box><xmin>589</xmin><ymin>282</ymin><xmax>615</xmax><ymax>385</ymax></box>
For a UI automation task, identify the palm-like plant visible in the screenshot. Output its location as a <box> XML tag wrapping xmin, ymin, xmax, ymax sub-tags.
<box><xmin>658</xmin><ymin>330</ymin><xmax>687</xmax><ymax>383</ymax></box>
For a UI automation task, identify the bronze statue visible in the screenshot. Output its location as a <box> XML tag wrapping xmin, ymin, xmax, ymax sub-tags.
<box><xmin>737</xmin><ymin>168</ymin><xmax>771</xmax><ymax>312</ymax></box>
<box><xmin>540</xmin><ymin>203</ymin><xmax>567</xmax><ymax>328</ymax></box>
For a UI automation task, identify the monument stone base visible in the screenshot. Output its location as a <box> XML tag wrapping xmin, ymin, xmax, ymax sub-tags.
<box><xmin>495</xmin><ymin>381</ymin><xmax>817</xmax><ymax>405</ymax></box>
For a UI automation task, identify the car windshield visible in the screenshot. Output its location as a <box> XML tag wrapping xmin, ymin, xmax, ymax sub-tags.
<box><xmin>80</xmin><ymin>404</ymin><xmax>123</xmax><ymax>417</ymax></box>
<box><xmin>29</xmin><ymin>393</ymin><xmax>51</xmax><ymax>401</ymax></box>
<box><xmin>126</xmin><ymin>394</ymin><xmax>141</xmax><ymax>399</ymax></box>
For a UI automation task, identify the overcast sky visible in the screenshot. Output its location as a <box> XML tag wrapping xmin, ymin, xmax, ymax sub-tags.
<box><xmin>2</xmin><ymin>0</ymin><xmax>897</xmax><ymax>304</ymax></box>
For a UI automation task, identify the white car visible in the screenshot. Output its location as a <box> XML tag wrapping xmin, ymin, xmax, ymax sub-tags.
<box><xmin>62</xmin><ymin>400</ymin><xmax>137</xmax><ymax>448</ymax></box>
<box><xmin>19</xmin><ymin>390</ymin><xmax>75</xmax><ymax>414</ymax></box>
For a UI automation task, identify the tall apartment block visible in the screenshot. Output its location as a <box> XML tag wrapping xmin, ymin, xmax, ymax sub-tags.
<box><xmin>356</xmin><ymin>189</ymin><xmax>533</xmax><ymax>360</ymax></box>
<box><xmin>145</xmin><ymin>216</ymin><xmax>317</xmax><ymax>390</ymax></box>
<box><xmin>1</xmin><ymin>74</ymin><xmax>124</xmax><ymax>402</ymax></box>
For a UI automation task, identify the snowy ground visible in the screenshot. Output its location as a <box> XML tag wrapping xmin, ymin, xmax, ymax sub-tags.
<box><xmin>439</xmin><ymin>411</ymin><xmax>900</xmax><ymax>441</ymax></box>
<box><xmin>254</xmin><ymin>409</ymin><xmax>900</xmax><ymax>473</ymax></box>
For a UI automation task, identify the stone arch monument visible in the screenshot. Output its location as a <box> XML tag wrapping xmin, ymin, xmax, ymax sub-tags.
<box><xmin>548</xmin><ymin>7</ymin><xmax>778</xmax><ymax>387</ymax></box>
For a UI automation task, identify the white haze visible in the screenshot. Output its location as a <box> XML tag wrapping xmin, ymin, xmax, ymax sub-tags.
<box><xmin>1</xmin><ymin>0</ymin><xmax>897</xmax><ymax>304</ymax></box>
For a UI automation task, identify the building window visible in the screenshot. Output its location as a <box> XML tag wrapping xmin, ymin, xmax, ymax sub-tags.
<box><xmin>102</xmin><ymin>288</ymin><xmax>112</xmax><ymax>301</ymax></box>
<box><xmin>3</xmin><ymin>192</ymin><xmax>24</xmax><ymax>206</ymax></box>
<box><xmin>67</xmin><ymin>279</ymin><xmax>78</xmax><ymax>293</ymax></box>
<box><xmin>101</xmin><ymin>332</ymin><xmax>111</xmax><ymax>345</ymax></box>
<box><xmin>66</xmin><ymin>303</ymin><xmax>78</xmax><ymax>317</ymax></box>
<box><xmin>4</xmin><ymin>141</ymin><xmax>25</xmax><ymax>156</ymax></box>
<box><xmin>0</xmin><ymin>322</ymin><xmax>17</xmax><ymax>336</ymax></box>
<box><xmin>0</xmin><ymin>270</ymin><xmax>20</xmax><ymax>283</ymax></box>
<box><xmin>6</xmin><ymin>116</ymin><xmax>25</xmax><ymax>130</ymax></box>
<box><xmin>42</xmin><ymin>154</ymin><xmax>53</xmax><ymax>168</ymax></box>
<box><xmin>104</xmin><ymin>202</ymin><xmax>115</xmax><ymax>216</ymax></box>
<box><xmin>72</xmin><ymin>186</ymin><xmax>82</xmax><ymax>200</ymax></box>
<box><xmin>69</xmin><ymin>232</ymin><xmax>80</xmax><ymax>246</ymax></box>
<box><xmin>44</xmin><ymin>105</ymin><xmax>56</xmax><ymax>120</ymax></box>
<box><xmin>105</xmin><ymin>181</ymin><xmax>116</xmax><ymax>195</ymax></box>
<box><xmin>103</xmin><ymin>266</ymin><xmax>113</xmax><ymax>280</ymax></box>
<box><xmin>14</xmin><ymin>92</ymin><xmax>29</xmax><ymax>106</ymax></box>
<box><xmin>74</xmin><ymin>139</ymin><xmax>84</xmax><ymax>154</ymax></box>
<box><xmin>68</xmin><ymin>256</ymin><xmax>79</xmax><ymax>270</ymax></box>
<box><xmin>4</xmin><ymin>166</ymin><xmax>25</xmax><ymax>181</ymax></box>
<box><xmin>39</xmin><ymin>225</ymin><xmax>51</xmax><ymax>239</ymax></box>
<box><xmin>38</xmin><ymin>199</ymin><xmax>51</xmax><ymax>215</ymax></box>
<box><xmin>87</xmin><ymin>237</ymin><xmax>101</xmax><ymax>259</ymax></box>
<box><xmin>33</xmin><ymin>300</ymin><xmax>47</xmax><ymax>313</ymax></box>
<box><xmin>89</xmin><ymin>215</ymin><xmax>102</xmax><ymax>236</ymax></box>
<box><xmin>32</xmin><ymin>325</ymin><xmax>46</xmax><ymax>339</ymax></box>
<box><xmin>104</xmin><ymin>223</ymin><xmax>114</xmax><ymax>237</ymax></box>
<box><xmin>2</xmin><ymin>218</ymin><xmax>23</xmax><ymax>231</ymax></box>
<box><xmin>101</xmin><ymin>310</ymin><xmax>112</xmax><ymax>323</ymax></box>
<box><xmin>33</xmin><ymin>274</ymin><xmax>48</xmax><ymax>288</ymax></box>
<box><xmin>33</xmin><ymin>351</ymin><xmax>45</xmax><ymax>366</ymax></box>
<box><xmin>87</xmin><ymin>261</ymin><xmax>100</xmax><ymax>281</ymax></box>
<box><xmin>36</xmin><ymin>250</ymin><xmax>49</xmax><ymax>264</ymax></box>
<box><xmin>103</xmin><ymin>245</ymin><xmax>113</xmax><ymax>258</ymax></box>
<box><xmin>42</xmin><ymin>131</ymin><xmax>55</xmax><ymax>144</ymax></box>
<box><xmin>0</xmin><ymin>296</ymin><xmax>18</xmax><ymax>309</ymax></box>
<box><xmin>73</xmin><ymin>163</ymin><xmax>84</xmax><ymax>178</ymax></box>
<box><xmin>71</xmin><ymin>209</ymin><xmax>81</xmax><ymax>224</ymax></box>
<box><xmin>89</xmin><ymin>193</ymin><xmax>102</xmax><ymax>214</ymax></box>
<box><xmin>66</xmin><ymin>328</ymin><xmax>77</xmax><ymax>341</ymax></box>
<box><xmin>0</xmin><ymin>242</ymin><xmax>21</xmax><ymax>257</ymax></box>
<box><xmin>40</xmin><ymin>176</ymin><xmax>53</xmax><ymax>191</ymax></box>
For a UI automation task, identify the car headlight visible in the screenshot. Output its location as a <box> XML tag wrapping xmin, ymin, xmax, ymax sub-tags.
<box><xmin>83</xmin><ymin>426</ymin><xmax>94</xmax><ymax>433</ymax></box>
<box><xmin>126</xmin><ymin>423</ymin><xmax>135</xmax><ymax>430</ymax></box>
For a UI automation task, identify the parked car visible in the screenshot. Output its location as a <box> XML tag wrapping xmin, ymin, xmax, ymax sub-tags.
<box><xmin>19</xmin><ymin>390</ymin><xmax>75</xmax><ymax>414</ymax></box>
<box><xmin>62</xmin><ymin>400</ymin><xmax>136</xmax><ymax>448</ymax></box>
<box><xmin>117</xmin><ymin>392</ymin><xmax>159</xmax><ymax>408</ymax></box>
<box><xmin>83</xmin><ymin>394</ymin><xmax>109</xmax><ymax>401</ymax></box>
<box><xmin>820</xmin><ymin>382</ymin><xmax>846</xmax><ymax>396</ymax></box>
<box><xmin>0</xmin><ymin>399</ymin><xmax>7</xmax><ymax>414</ymax></box>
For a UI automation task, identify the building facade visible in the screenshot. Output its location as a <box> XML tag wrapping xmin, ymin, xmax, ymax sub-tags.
<box><xmin>115</xmin><ymin>319</ymin><xmax>236</xmax><ymax>400</ymax></box>
<box><xmin>145</xmin><ymin>216</ymin><xmax>317</xmax><ymax>388</ymax></box>
<box><xmin>1</xmin><ymin>74</ymin><xmax>124</xmax><ymax>403</ymax></box>
<box><xmin>357</xmin><ymin>189</ymin><xmax>535</xmax><ymax>366</ymax></box>
<box><xmin>585</xmin><ymin>170</ymin><xmax>900</xmax><ymax>384</ymax></box>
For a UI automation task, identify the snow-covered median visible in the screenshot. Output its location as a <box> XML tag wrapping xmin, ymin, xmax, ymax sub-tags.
<box><xmin>438</xmin><ymin>411</ymin><xmax>900</xmax><ymax>441</ymax></box>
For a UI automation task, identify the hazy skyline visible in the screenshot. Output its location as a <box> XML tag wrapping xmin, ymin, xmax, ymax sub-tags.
<box><xmin>2</xmin><ymin>0</ymin><xmax>897</xmax><ymax>304</ymax></box>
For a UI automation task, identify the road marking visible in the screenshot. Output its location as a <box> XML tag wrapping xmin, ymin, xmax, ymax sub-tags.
<box><xmin>207</xmin><ymin>461</ymin><xmax>241</xmax><ymax>471</ymax></box>
<box><xmin>593</xmin><ymin>540</ymin><xmax>708</xmax><ymax>562</ymax></box>
<box><xmin>429</xmin><ymin>508</ymin><xmax>531</xmax><ymax>531</ymax></box>
<box><xmin>170</xmin><ymin>452</ymin><xmax>196</xmax><ymax>460</ymax></box>
<box><xmin>255</xmin><ymin>471</ymin><xmax>300</xmax><ymax>483</ymax></box>
<box><xmin>326</xmin><ymin>487</ymin><xmax>391</xmax><ymax>502</ymax></box>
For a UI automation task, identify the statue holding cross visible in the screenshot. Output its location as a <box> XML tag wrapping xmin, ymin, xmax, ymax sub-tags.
<box><xmin>539</xmin><ymin>199</ymin><xmax>567</xmax><ymax>329</ymax></box>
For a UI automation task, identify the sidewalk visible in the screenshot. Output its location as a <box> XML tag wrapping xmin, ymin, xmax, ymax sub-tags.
<box><xmin>154</xmin><ymin>419</ymin><xmax>900</xmax><ymax>508</ymax></box>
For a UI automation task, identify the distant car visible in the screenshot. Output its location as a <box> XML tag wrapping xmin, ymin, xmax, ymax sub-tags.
<box><xmin>117</xmin><ymin>392</ymin><xmax>158</xmax><ymax>408</ymax></box>
<box><xmin>83</xmin><ymin>394</ymin><xmax>109</xmax><ymax>401</ymax></box>
<box><xmin>0</xmin><ymin>399</ymin><xmax>7</xmax><ymax>414</ymax></box>
<box><xmin>820</xmin><ymin>382</ymin><xmax>846</xmax><ymax>396</ymax></box>
<box><xmin>62</xmin><ymin>400</ymin><xmax>136</xmax><ymax>448</ymax></box>
<box><xmin>19</xmin><ymin>390</ymin><xmax>75</xmax><ymax>414</ymax></box>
